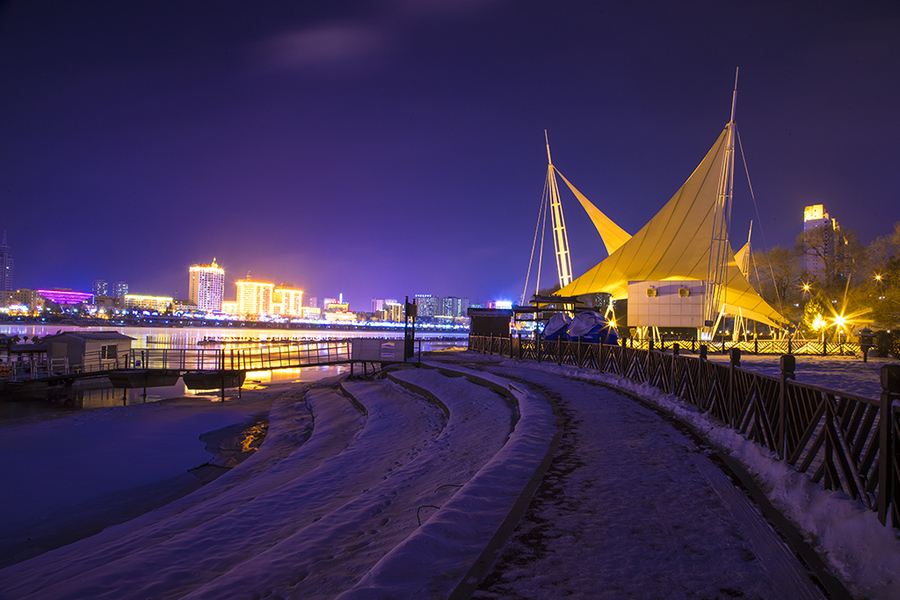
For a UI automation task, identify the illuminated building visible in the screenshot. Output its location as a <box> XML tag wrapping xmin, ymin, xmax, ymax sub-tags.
<box><xmin>273</xmin><ymin>285</ymin><xmax>304</xmax><ymax>316</ymax></box>
<box><xmin>802</xmin><ymin>204</ymin><xmax>841</xmax><ymax>282</ymax></box>
<box><xmin>300</xmin><ymin>306</ymin><xmax>321</xmax><ymax>319</ymax></box>
<box><xmin>221</xmin><ymin>300</ymin><xmax>237</xmax><ymax>314</ymax></box>
<box><xmin>0</xmin><ymin>289</ymin><xmax>44</xmax><ymax>311</ymax></box>
<box><xmin>325</xmin><ymin>310</ymin><xmax>357</xmax><ymax>323</ymax></box>
<box><xmin>38</xmin><ymin>289</ymin><xmax>94</xmax><ymax>305</ymax></box>
<box><xmin>189</xmin><ymin>258</ymin><xmax>225</xmax><ymax>312</ymax></box>
<box><xmin>372</xmin><ymin>298</ymin><xmax>398</xmax><ymax>312</ymax></box>
<box><xmin>0</xmin><ymin>231</ymin><xmax>12</xmax><ymax>292</ymax></box>
<box><xmin>235</xmin><ymin>277</ymin><xmax>274</xmax><ymax>316</ymax></box>
<box><xmin>440</xmin><ymin>296</ymin><xmax>470</xmax><ymax>318</ymax></box>
<box><xmin>124</xmin><ymin>294</ymin><xmax>174</xmax><ymax>312</ymax></box>
<box><xmin>113</xmin><ymin>281</ymin><xmax>129</xmax><ymax>302</ymax></box>
<box><xmin>414</xmin><ymin>294</ymin><xmax>439</xmax><ymax>318</ymax></box>
<box><xmin>92</xmin><ymin>280</ymin><xmax>108</xmax><ymax>297</ymax></box>
<box><xmin>384</xmin><ymin>301</ymin><xmax>404</xmax><ymax>322</ymax></box>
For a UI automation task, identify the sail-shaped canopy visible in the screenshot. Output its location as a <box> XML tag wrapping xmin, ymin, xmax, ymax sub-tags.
<box><xmin>557</xmin><ymin>125</ymin><xmax>787</xmax><ymax>328</ymax></box>
<box><xmin>734</xmin><ymin>240</ymin><xmax>751</xmax><ymax>276</ymax></box>
<box><xmin>554</xmin><ymin>169</ymin><xmax>632</xmax><ymax>255</ymax></box>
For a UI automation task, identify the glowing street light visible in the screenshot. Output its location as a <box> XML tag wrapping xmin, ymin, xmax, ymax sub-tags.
<box><xmin>811</xmin><ymin>314</ymin><xmax>827</xmax><ymax>331</ymax></box>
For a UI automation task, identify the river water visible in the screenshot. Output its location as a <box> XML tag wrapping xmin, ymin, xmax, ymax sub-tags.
<box><xmin>0</xmin><ymin>323</ymin><xmax>467</xmax><ymax>420</ymax></box>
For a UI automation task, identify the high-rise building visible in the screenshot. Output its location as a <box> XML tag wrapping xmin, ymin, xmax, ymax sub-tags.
<box><xmin>802</xmin><ymin>204</ymin><xmax>841</xmax><ymax>283</ymax></box>
<box><xmin>372</xmin><ymin>298</ymin><xmax>398</xmax><ymax>313</ymax></box>
<box><xmin>440</xmin><ymin>296</ymin><xmax>470</xmax><ymax>318</ymax></box>
<box><xmin>0</xmin><ymin>231</ymin><xmax>13</xmax><ymax>292</ymax></box>
<box><xmin>235</xmin><ymin>277</ymin><xmax>274</xmax><ymax>316</ymax></box>
<box><xmin>189</xmin><ymin>258</ymin><xmax>225</xmax><ymax>312</ymax></box>
<box><xmin>92</xmin><ymin>280</ymin><xmax>108</xmax><ymax>297</ymax></box>
<box><xmin>273</xmin><ymin>285</ymin><xmax>304</xmax><ymax>316</ymax></box>
<box><xmin>113</xmin><ymin>281</ymin><xmax>129</xmax><ymax>302</ymax></box>
<box><xmin>414</xmin><ymin>294</ymin><xmax>439</xmax><ymax>318</ymax></box>
<box><xmin>384</xmin><ymin>301</ymin><xmax>404</xmax><ymax>322</ymax></box>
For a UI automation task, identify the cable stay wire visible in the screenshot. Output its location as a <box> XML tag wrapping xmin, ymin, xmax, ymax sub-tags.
<box><xmin>522</xmin><ymin>175</ymin><xmax>550</xmax><ymax>306</ymax></box>
<box><xmin>736</xmin><ymin>126</ymin><xmax>788</xmax><ymax>319</ymax></box>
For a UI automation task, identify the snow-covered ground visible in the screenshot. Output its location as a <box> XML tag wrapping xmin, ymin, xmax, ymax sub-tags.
<box><xmin>437</xmin><ymin>351</ymin><xmax>900</xmax><ymax>600</ymax></box>
<box><xmin>0</xmin><ymin>351</ymin><xmax>898</xmax><ymax>599</ymax></box>
<box><xmin>704</xmin><ymin>351</ymin><xmax>899</xmax><ymax>400</ymax></box>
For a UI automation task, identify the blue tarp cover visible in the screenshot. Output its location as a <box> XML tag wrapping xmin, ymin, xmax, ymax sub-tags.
<box><xmin>566</xmin><ymin>311</ymin><xmax>619</xmax><ymax>345</ymax></box>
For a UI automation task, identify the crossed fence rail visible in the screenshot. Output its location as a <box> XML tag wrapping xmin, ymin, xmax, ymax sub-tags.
<box><xmin>617</xmin><ymin>337</ymin><xmax>858</xmax><ymax>356</ymax></box>
<box><xmin>469</xmin><ymin>334</ymin><xmax>900</xmax><ymax>530</ymax></box>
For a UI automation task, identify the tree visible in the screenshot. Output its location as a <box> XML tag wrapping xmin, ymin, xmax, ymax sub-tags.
<box><xmin>800</xmin><ymin>292</ymin><xmax>831</xmax><ymax>338</ymax></box>
<box><xmin>750</xmin><ymin>245</ymin><xmax>802</xmax><ymax>323</ymax></box>
<box><xmin>863</xmin><ymin>221</ymin><xmax>900</xmax><ymax>330</ymax></box>
<box><xmin>795</xmin><ymin>225</ymin><xmax>862</xmax><ymax>295</ymax></box>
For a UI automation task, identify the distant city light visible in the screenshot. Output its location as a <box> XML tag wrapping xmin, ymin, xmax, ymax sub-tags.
<box><xmin>493</xmin><ymin>300</ymin><xmax>513</xmax><ymax>309</ymax></box>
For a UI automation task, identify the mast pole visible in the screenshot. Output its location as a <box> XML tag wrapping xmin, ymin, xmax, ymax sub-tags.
<box><xmin>544</xmin><ymin>130</ymin><xmax>573</xmax><ymax>292</ymax></box>
<box><xmin>730</xmin><ymin>67</ymin><xmax>739</xmax><ymax>123</ymax></box>
<box><xmin>703</xmin><ymin>70</ymin><xmax>739</xmax><ymax>338</ymax></box>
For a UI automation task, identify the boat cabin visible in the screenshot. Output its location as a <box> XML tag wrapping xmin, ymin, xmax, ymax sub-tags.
<box><xmin>43</xmin><ymin>331</ymin><xmax>135</xmax><ymax>372</ymax></box>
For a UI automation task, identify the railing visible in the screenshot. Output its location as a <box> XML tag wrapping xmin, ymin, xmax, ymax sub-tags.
<box><xmin>615</xmin><ymin>337</ymin><xmax>858</xmax><ymax>356</ymax></box>
<box><xmin>469</xmin><ymin>334</ymin><xmax>900</xmax><ymax>530</ymax></box>
<box><xmin>1</xmin><ymin>340</ymin><xmax>358</xmax><ymax>382</ymax></box>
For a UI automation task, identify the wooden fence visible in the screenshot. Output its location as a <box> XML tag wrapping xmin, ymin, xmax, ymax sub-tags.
<box><xmin>617</xmin><ymin>337</ymin><xmax>858</xmax><ymax>356</ymax></box>
<box><xmin>469</xmin><ymin>334</ymin><xmax>900</xmax><ymax>530</ymax></box>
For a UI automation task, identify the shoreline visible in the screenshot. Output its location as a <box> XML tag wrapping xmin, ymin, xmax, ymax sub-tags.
<box><xmin>0</xmin><ymin>381</ymin><xmax>304</xmax><ymax>569</ymax></box>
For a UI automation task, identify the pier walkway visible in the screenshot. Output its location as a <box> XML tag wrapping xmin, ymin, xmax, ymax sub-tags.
<box><xmin>0</xmin><ymin>338</ymin><xmax>416</xmax><ymax>388</ymax></box>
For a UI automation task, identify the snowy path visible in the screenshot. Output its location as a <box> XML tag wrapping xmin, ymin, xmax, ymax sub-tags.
<box><xmin>422</xmin><ymin>355</ymin><xmax>839</xmax><ymax>600</ymax></box>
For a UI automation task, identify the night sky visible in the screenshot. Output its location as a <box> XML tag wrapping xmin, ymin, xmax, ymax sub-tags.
<box><xmin>2</xmin><ymin>1</ymin><xmax>898</xmax><ymax>310</ymax></box>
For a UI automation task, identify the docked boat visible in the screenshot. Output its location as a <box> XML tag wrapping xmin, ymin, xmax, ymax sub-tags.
<box><xmin>182</xmin><ymin>370</ymin><xmax>246</xmax><ymax>390</ymax></box>
<box><xmin>107</xmin><ymin>369</ymin><xmax>181</xmax><ymax>389</ymax></box>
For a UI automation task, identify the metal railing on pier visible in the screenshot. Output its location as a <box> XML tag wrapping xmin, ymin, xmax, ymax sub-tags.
<box><xmin>469</xmin><ymin>334</ymin><xmax>900</xmax><ymax>531</ymax></box>
<box><xmin>0</xmin><ymin>339</ymin><xmax>396</xmax><ymax>382</ymax></box>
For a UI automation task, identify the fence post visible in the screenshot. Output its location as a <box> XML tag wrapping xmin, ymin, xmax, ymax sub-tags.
<box><xmin>671</xmin><ymin>343</ymin><xmax>680</xmax><ymax>396</ymax></box>
<box><xmin>489</xmin><ymin>334</ymin><xmax>493</xmax><ymax>355</ymax></box>
<box><xmin>779</xmin><ymin>354</ymin><xmax>796</xmax><ymax>461</ymax></box>
<box><xmin>537</xmin><ymin>334</ymin><xmax>542</xmax><ymax>363</ymax></box>
<box><xmin>699</xmin><ymin>344</ymin><xmax>708</xmax><ymax>409</ymax></box>
<box><xmin>878</xmin><ymin>364</ymin><xmax>900</xmax><ymax>525</ymax></box>
<box><xmin>728</xmin><ymin>347</ymin><xmax>741</xmax><ymax>427</ymax></box>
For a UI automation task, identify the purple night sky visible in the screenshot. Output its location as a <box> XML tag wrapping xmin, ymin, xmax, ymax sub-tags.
<box><xmin>1</xmin><ymin>1</ymin><xmax>898</xmax><ymax>310</ymax></box>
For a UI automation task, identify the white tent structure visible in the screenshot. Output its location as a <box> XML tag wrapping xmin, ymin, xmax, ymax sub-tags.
<box><xmin>555</xmin><ymin>123</ymin><xmax>787</xmax><ymax>330</ymax></box>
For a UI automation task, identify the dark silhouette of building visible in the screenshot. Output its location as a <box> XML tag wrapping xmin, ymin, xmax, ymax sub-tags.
<box><xmin>0</xmin><ymin>231</ymin><xmax>12</xmax><ymax>292</ymax></box>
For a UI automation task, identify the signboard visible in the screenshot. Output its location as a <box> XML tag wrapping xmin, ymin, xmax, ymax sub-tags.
<box><xmin>350</xmin><ymin>338</ymin><xmax>406</xmax><ymax>362</ymax></box>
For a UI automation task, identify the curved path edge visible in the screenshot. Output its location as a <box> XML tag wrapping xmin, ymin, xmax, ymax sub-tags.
<box><xmin>337</xmin><ymin>363</ymin><xmax>560</xmax><ymax>600</ymax></box>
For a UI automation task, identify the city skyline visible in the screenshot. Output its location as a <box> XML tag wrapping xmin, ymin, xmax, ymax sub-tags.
<box><xmin>2</xmin><ymin>2</ymin><xmax>898</xmax><ymax>310</ymax></box>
